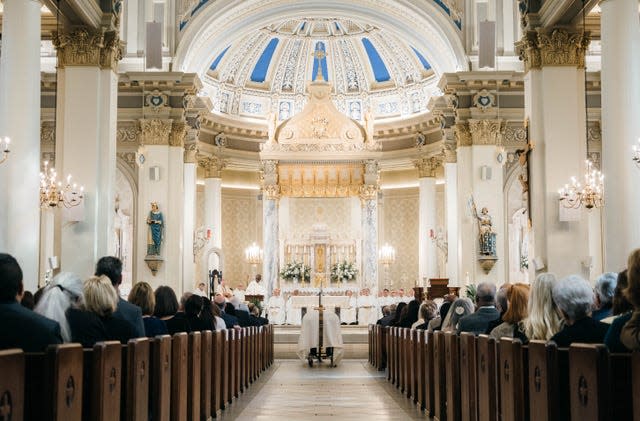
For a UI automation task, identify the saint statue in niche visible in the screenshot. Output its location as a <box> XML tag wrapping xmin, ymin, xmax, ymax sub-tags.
<box><xmin>146</xmin><ymin>202</ymin><xmax>164</xmax><ymax>256</ymax></box>
<box><xmin>470</xmin><ymin>197</ymin><xmax>497</xmax><ymax>256</ymax></box>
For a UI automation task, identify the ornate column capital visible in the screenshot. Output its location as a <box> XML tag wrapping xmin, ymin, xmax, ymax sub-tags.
<box><xmin>52</xmin><ymin>28</ymin><xmax>123</xmax><ymax>69</ymax></box>
<box><xmin>454</xmin><ymin>122</ymin><xmax>472</xmax><ymax>147</ymax></box>
<box><xmin>139</xmin><ymin>119</ymin><xmax>173</xmax><ymax>145</ymax></box>
<box><xmin>260</xmin><ymin>160</ymin><xmax>280</xmax><ymax>200</ymax></box>
<box><xmin>414</xmin><ymin>155</ymin><xmax>442</xmax><ymax>178</ymax></box>
<box><xmin>184</xmin><ymin>142</ymin><xmax>198</xmax><ymax>163</ymax></box>
<box><xmin>516</xmin><ymin>28</ymin><xmax>590</xmax><ymax>73</ymax></box>
<box><xmin>443</xmin><ymin>136</ymin><xmax>458</xmax><ymax>163</ymax></box>
<box><xmin>170</xmin><ymin>121</ymin><xmax>187</xmax><ymax>148</ymax></box>
<box><xmin>468</xmin><ymin>119</ymin><xmax>504</xmax><ymax>146</ymax></box>
<box><xmin>199</xmin><ymin>155</ymin><xmax>226</xmax><ymax>178</ymax></box>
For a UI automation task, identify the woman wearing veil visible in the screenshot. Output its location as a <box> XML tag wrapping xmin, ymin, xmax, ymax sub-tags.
<box><xmin>34</xmin><ymin>272</ymin><xmax>84</xmax><ymax>342</ymax></box>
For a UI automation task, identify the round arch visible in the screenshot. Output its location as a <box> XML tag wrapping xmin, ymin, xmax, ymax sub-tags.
<box><xmin>174</xmin><ymin>0</ymin><xmax>467</xmax><ymax>77</ymax></box>
<box><xmin>202</xmin><ymin>246</ymin><xmax>224</xmax><ymax>294</ymax></box>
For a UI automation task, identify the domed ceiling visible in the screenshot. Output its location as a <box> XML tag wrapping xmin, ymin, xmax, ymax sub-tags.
<box><xmin>202</xmin><ymin>17</ymin><xmax>440</xmax><ymax>124</ymax></box>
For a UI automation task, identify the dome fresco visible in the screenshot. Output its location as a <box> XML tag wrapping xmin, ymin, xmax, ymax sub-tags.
<box><xmin>203</xmin><ymin>18</ymin><xmax>439</xmax><ymax>123</ymax></box>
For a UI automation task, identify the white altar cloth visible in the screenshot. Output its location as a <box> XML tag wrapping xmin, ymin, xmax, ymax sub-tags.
<box><xmin>289</xmin><ymin>295</ymin><xmax>350</xmax><ymax>310</ymax></box>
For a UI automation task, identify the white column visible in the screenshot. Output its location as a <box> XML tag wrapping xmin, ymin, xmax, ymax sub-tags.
<box><xmin>361</xmin><ymin>196</ymin><xmax>379</xmax><ymax>290</ymax></box>
<box><xmin>418</xmin><ymin>177</ymin><xmax>437</xmax><ymax>284</ymax></box>
<box><xmin>601</xmin><ymin>0</ymin><xmax>640</xmax><ymax>272</ymax></box>
<box><xmin>200</xmin><ymin>156</ymin><xmax>224</xmax><ymax>282</ymax></box>
<box><xmin>444</xmin><ymin>161</ymin><xmax>459</xmax><ymax>285</ymax></box>
<box><xmin>182</xmin><ymin>158</ymin><xmax>196</xmax><ymax>292</ymax></box>
<box><xmin>0</xmin><ymin>0</ymin><xmax>41</xmax><ymax>291</ymax></box>
<box><xmin>262</xmin><ymin>197</ymin><xmax>279</xmax><ymax>298</ymax></box>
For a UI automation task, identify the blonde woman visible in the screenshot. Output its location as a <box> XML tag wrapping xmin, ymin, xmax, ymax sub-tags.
<box><xmin>128</xmin><ymin>282</ymin><xmax>168</xmax><ymax>337</ymax></box>
<box><xmin>67</xmin><ymin>275</ymin><xmax>136</xmax><ymax>347</ymax></box>
<box><xmin>522</xmin><ymin>273</ymin><xmax>563</xmax><ymax>341</ymax></box>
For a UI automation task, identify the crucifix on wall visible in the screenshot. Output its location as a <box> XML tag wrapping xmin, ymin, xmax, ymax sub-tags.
<box><xmin>515</xmin><ymin>118</ymin><xmax>534</xmax><ymax>225</ymax></box>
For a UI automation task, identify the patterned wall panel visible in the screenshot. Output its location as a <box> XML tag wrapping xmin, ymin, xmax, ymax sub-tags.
<box><xmin>381</xmin><ymin>188</ymin><xmax>419</xmax><ymax>289</ymax></box>
<box><xmin>221</xmin><ymin>189</ymin><xmax>261</xmax><ymax>286</ymax></box>
<box><xmin>195</xmin><ymin>185</ymin><xmax>205</xmax><ymax>282</ymax></box>
<box><xmin>288</xmin><ymin>197</ymin><xmax>354</xmax><ymax>240</ymax></box>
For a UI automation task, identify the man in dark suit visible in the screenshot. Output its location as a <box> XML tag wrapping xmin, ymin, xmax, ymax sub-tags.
<box><xmin>457</xmin><ymin>282</ymin><xmax>500</xmax><ymax>335</ymax></box>
<box><xmin>377</xmin><ymin>304</ymin><xmax>396</xmax><ymax>326</ymax></box>
<box><xmin>95</xmin><ymin>256</ymin><xmax>145</xmax><ymax>338</ymax></box>
<box><xmin>0</xmin><ymin>253</ymin><xmax>63</xmax><ymax>351</ymax></box>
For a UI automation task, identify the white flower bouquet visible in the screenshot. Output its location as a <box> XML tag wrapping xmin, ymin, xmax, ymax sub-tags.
<box><xmin>279</xmin><ymin>261</ymin><xmax>311</xmax><ymax>282</ymax></box>
<box><xmin>330</xmin><ymin>260</ymin><xmax>358</xmax><ymax>282</ymax></box>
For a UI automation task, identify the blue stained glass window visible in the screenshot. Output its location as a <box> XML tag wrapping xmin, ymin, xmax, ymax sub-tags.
<box><xmin>411</xmin><ymin>47</ymin><xmax>432</xmax><ymax>70</ymax></box>
<box><xmin>209</xmin><ymin>45</ymin><xmax>230</xmax><ymax>71</ymax></box>
<box><xmin>361</xmin><ymin>38</ymin><xmax>391</xmax><ymax>82</ymax></box>
<box><xmin>312</xmin><ymin>41</ymin><xmax>329</xmax><ymax>81</ymax></box>
<box><xmin>250</xmin><ymin>38</ymin><xmax>280</xmax><ymax>83</ymax></box>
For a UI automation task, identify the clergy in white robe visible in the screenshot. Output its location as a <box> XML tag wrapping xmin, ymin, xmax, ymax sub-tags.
<box><xmin>357</xmin><ymin>289</ymin><xmax>377</xmax><ymax>326</ymax></box>
<box><xmin>286</xmin><ymin>291</ymin><xmax>302</xmax><ymax>325</ymax></box>
<box><xmin>246</xmin><ymin>274</ymin><xmax>267</xmax><ymax>296</ymax></box>
<box><xmin>266</xmin><ymin>288</ymin><xmax>286</xmax><ymax>325</ymax></box>
<box><xmin>215</xmin><ymin>279</ymin><xmax>233</xmax><ymax>299</ymax></box>
<box><xmin>297</xmin><ymin>308</ymin><xmax>344</xmax><ymax>366</ymax></box>
<box><xmin>340</xmin><ymin>290</ymin><xmax>357</xmax><ymax>325</ymax></box>
<box><xmin>233</xmin><ymin>286</ymin><xmax>246</xmax><ymax>302</ymax></box>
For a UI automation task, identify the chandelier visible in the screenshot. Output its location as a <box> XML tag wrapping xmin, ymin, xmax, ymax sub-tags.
<box><xmin>379</xmin><ymin>243</ymin><xmax>396</xmax><ymax>267</ymax></box>
<box><xmin>40</xmin><ymin>161</ymin><xmax>84</xmax><ymax>208</ymax></box>
<box><xmin>245</xmin><ymin>242</ymin><xmax>263</xmax><ymax>265</ymax></box>
<box><xmin>632</xmin><ymin>138</ymin><xmax>640</xmax><ymax>167</ymax></box>
<box><xmin>0</xmin><ymin>136</ymin><xmax>9</xmax><ymax>164</ymax></box>
<box><xmin>558</xmin><ymin>0</ymin><xmax>604</xmax><ymax>211</ymax></box>
<box><xmin>558</xmin><ymin>159</ymin><xmax>604</xmax><ymax>210</ymax></box>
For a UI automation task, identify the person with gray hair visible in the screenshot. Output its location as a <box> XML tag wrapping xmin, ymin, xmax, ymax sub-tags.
<box><xmin>550</xmin><ymin>275</ymin><xmax>609</xmax><ymax>347</ymax></box>
<box><xmin>457</xmin><ymin>282</ymin><xmax>500</xmax><ymax>335</ymax></box>
<box><xmin>592</xmin><ymin>272</ymin><xmax>617</xmax><ymax>321</ymax></box>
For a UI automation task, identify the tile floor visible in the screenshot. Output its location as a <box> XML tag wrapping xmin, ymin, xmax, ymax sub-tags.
<box><xmin>218</xmin><ymin>359</ymin><xmax>427</xmax><ymax>420</ymax></box>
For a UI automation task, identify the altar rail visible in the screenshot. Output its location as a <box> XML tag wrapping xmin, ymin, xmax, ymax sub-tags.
<box><xmin>0</xmin><ymin>325</ymin><xmax>274</xmax><ymax>421</ymax></box>
<box><xmin>368</xmin><ymin>325</ymin><xmax>640</xmax><ymax>421</ymax></box>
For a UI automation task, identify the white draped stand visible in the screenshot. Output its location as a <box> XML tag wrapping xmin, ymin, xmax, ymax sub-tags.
<box><xmin>297</xmin><ymin>308</ymin><xmax>344</xmax><ymax>367</ymax></box>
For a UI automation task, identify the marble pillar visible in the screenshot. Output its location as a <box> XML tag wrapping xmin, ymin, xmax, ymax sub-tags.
<box><xmin>0</xmin><ymin>0</ymin><xmax>41</xmax><ymax>290</ymax></box>
<box><xmin>517</xmin><ymin>29</ymin><xmax>593</xmax><ymax>279</ymax></box>
<box><xmin>361</xmin><ymin>196</ymin><xmax>379</xmax><ymax>290</ymax></box>
<box><xmin>135</xmin><ymin>119</ymin><xmax>185</xmax><ymax>292</ymax></box>
<box><xmin>601</xmin><ymin>0</ymin><xmax>640</xmax><ymax>271</ymax></box>
<box><xmin>53</xmin><ymin>28</ymin><xmax>121</xmax><ymax>279</ymax></box>
<box><xmin>182</xmin><ymin>148</ymin><xmax>197</xmax><ymax>292</ymax></box>
<box><xmin>444</xmin><ymin>161</ymin><xmax>460</xmax><ymax>285</ymax></box>
<box><xmin>416</xmin><ymin>156</ymin><xmax>439</xmax><ymax>285</ymax></box>
<box><xmin>200</xmin><ymin>155</ymin><xmax>224</xmax><ymax>282</ymax></box>
<box><xmin>262</xmin><ymin>198</ymin><xmax>279</xmax><ymax>299</ymax></box>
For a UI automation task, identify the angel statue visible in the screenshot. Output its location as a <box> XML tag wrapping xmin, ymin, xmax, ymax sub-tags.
<box><xmin>469</xmin><ymin>197</ymin><xmax>497</xmax><ymax>256</ymax></box>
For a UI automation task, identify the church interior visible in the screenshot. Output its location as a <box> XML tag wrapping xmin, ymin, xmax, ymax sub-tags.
<box><xmin>1</xmin><ymin>0</ymin><xmax>639</xmax><ymax>419</ymax></box>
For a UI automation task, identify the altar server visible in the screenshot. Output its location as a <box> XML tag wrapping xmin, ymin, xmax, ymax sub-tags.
<box><xmin>266</xmin><ymin>288</ymin><xmax>286</xmax><ymax>325</ymax></box>
<box><xmin>286</xmin><ymin>290</ymin><xmax>302</xmax><ymax>325</ymax></box>
<box><xmin>357</xmin><ymin>288</ymin><xmax>377</xmax><ymax>325</ymax></box>
<box><xmin>340</xmin><ymin>290</ymin><xmax>357</xmax><ymax>325</ymax></box>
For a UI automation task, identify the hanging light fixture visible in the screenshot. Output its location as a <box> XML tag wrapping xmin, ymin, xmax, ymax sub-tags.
<box><xmin>40</xmin><ymin>0</ymin><xmax>85</xmax><ymax>209</ymax></box>
<box><xmin>0</xmin><ymin>136</ymin><xmax>10</xmax><ymax>164</ymax></box>
<box><xmin>558</xmin><ymin>0</ymin><xmax>604</xmax><ymax>211</ymax></box>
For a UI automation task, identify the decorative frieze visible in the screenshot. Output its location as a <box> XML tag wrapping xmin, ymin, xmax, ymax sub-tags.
<box><xmin>41</xmin><ymin>122</ymin><xmax>55</xmax><ymax>144</ymax></box>
<box><xmin>516</xmin><ymin>29</ymin><xmax>590</xmax><ymax>73</ymax></box>
<box><xmin>117</xmin><ymin>152</ymin><xmax>137</xmax><ymax>173</ymax></box>
<box><xmin>468</xmin><ymin>119</ymin><xmax>504</xmax><ymax>146</ymax></box>
<box><xmin>116</xmin><ymin>124</ymin><xmax>141</xmax><ymax>144</ymax></box>
<box><xmin>414</xmin><ymin>154</ymin><xmax>442</xmax><ymax>178</ymax></box>
<box><xmin>199</xmin><ymin>155</ymin><xmax>226</xmax><ymax>178</ymax></box>
<box><xmin>52</xmin><ymin>28</ymin><xmax>123</xmax><ymax>69</ymax></box>
<box><xmin>139</xmin><ymin>119</ymin><xmax>172</xmax><ymax>145</ymax></box>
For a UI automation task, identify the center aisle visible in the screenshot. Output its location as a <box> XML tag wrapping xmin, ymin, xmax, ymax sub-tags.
<box><xmin>219</xmin><ymin>360</ymin><xmax>425</xmax><ymax>420</ymax></box>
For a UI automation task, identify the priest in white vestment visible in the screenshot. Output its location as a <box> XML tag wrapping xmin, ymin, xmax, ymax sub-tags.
<box><xmin>266</xmin><ymin>288</ymin><xmax>286</xmax><ymax>325</ymax></box>
<box><xmin>357</xmin><ymin>288</ymin><xmax>377</xmax><ymax>325</ymax></box>
<box><xmin>215</xmin><ymin>279</ymin><xmax>233</xmax><ymax>299</ymax></box>
<box><xmin>297</xmin><ymin>307</ymin><xmax>344</xmax><ymax>366</ymax></box>
<box><xmin>233</xmin><ymin>285</ymin><xmax>246</xmax><ymax>302</ymax></box>
<box><xmin>286</xmin><ymin>290</ymin><xmax>302</xmax><ymax>325</ymax></box>
<box><xmin>340</xmin><ymin>290</ymin><xmax>357</xmax><ymax>325</ymax></box>
<box><xmin>246</xmin><ymin>274</ymin><xmax>267</xmax><ymax>296</ymax></box>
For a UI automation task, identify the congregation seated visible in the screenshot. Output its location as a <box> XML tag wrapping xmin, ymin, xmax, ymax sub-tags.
<box><xmin>248</xmin><ymin>302</ymin><xmax>269</xmax><ymax>325</ymax></box>
<box><xmin>485</xmin><ymin>283</ymin><xmax>510</xmax><ymax>334</ymax></box>
<box><xmin>209</xmin><ymin>298</ymin><xmax>227</xmax><ymax>330</ymax></box>
<box><xmin>154</xmin><ymin>286</ymin><xmax>191</xmax><ymax>334</ymax></box>
<box><xmin>604</xmin><ymin>270</ymin><xmax>633</xmax><ymax>352</ymax></box>
<box><xmin>96</xmin><ymin>256</ymin><xmax>145</xmax><ymax>337</ymax></box>
<box><xmin>214</xmin><ymin>293</ymin><xmax>240</xmax><ymax>329</ymax></box>
<box><xmin>550</xmin><ymin>274</ymin><xmax>609</xmax><ymax>347</ymax></box>
<box><xmin>0</xmin><ymin>253</ymin><xmax>63</xmax><ymax>352</ymax></box>
<box><xmin>413</xmin><ymin>300</ymin><xmax>438</xmax><ymax>330</ymax></box>
<box><xmin>593</xmin><ymin>272</ymin><xmax>617</xmax><ymax>321</ymax></box>
<box><xmin>521</xmin><ymin>273</ymin><xmax>563</xmax><ymax>341</ymax></box>
<box><xmin>185</xmin><ymin>294</ymin><xmax>215</xmax><ymax>332</ymax></box>
<box><xmin>128</xmin><ymin>281</ymin><xmax>168</xmax><ymax>337</ymax></box>
<box><xmin>489</xmin><ymin>283</ymin><xmax>529</xmax><ymax>341</ymax></box>
<box><xmin>432</xmin><ymin>295</ymin><xmax>455</xmax><ymax>331</ymax></box>
<box><xmin>20</xmin><ymin>290</ymin><xmax>35</xmax><ymax>310</ymax></box>
<box><xmin>67</xmin><ymin>275</ymin><xmax>136</xmax><ymax>347</ymax></box>
<box><xmin>377</xmin><ymin>304</ymin><xmax>396</xmax><ymax>326</ymax></box>
<box><xmin>443</xmin><ymin>297</ymin><xmax>474</xmax><ymax>332</ymax></box>
<box><xmin>226</xmin><ymin>296</ymin><xmax>257</xmax><ymax>327</ymax></box>
<box><xmin>297</xmin><ymin>307</ymin><xmax>344</xmax><ymax>366</ymax></box>
<box><xmin>457</xmin><ymin>283</ymin><xmax>500</xmax><ymax>335</ymax></box>
<box><xmin>399</xmin><ymin>299</ymin><xmax>419</xmax><ymax>328</ymax></box>
<box><xmin>34</xmin><ymin>271</ymin><xmax>83</xmax><ymax>342</ymax></box>
<box><xmin>620</xmin><ymin>250</ymin><xmax>640</xmax><ymax>350</ymax></box>
<box><xmin>389</xmin><ymin>302</ymin><xmax>407</xmax><ymax>327</ymax></box>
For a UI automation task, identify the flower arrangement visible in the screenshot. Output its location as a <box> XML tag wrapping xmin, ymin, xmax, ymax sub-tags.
<box><xmin>279</xmin><ymin>261</ymin><xmax>310</xmax><ymax>282</ymax></box>
<box><xmin>330</xmin><ymin>260</ymin><xmax>358</xmax><ymax>282</ymax></box>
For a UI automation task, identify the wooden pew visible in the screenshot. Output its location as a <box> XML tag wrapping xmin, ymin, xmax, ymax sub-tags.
<box><xmin>634</xmin><ymin>351</ymin><xmax>640</xmax><ymax>421</ymax></box>
<box><xmin>81</xmin><ymin>342</ymin><xmax>120</xmax><ymax>421</ymax></box>
<box><xmin>234</xmin><ymin>329</ymin><xmax>241</xmax><ymax>398</ymax></box>
<box><xmin>257</xmin><ymin>326</ymin><xmax>263</xmax><ymax>378</ymax></box>
<box><xmin>432</xmin><ymin>331</ymin><xmax>447</xmax><ymax>421</ymax></box>
<box><xmin>187</xmin><ymin>332</ymin><xmax>201</xmax><ymax>421</ymax></box>
<box><xmin>402</xmin><ymin>328</ymin><xmax>409</xmax><ymax>395</ymax></box>
<box><xmin>123</xmin><ymin>338</ymin><xmax>150</xmax><ymax>421</ymax></box>
<box><xmin>609</xmin><ymin>352</ymin><xmax>633</xmax><ymax>421</ymax></box>
<box><xmin>459</xmin><ymin>332</ymin><xmax>477</xmax><ymax>421</ymax></box>
<box><xmin>220</xmin><ymin>330</ymin><xmax>230</xmax><ymax>408</ymax></box>
<box><xmin>200</xmin><ymin>331</ymin><xmax>212</xmax><ymax>421</ymax></box>
<box><xmin>0</xmin><ymin>349</ymin><xmax>24</xmax><ymax>421</ymax></box>
<box><xmin>527</xmin><ymin>340</ymin><xmax>570</xmax><ymax>421</ymax></box>
<box><xmin>227</xmin><ymin>329</ymin><xmax>235</xmax><ymax>403</ymax></box>
<box><xmin>378</xmin><ymin>325</ymin><xmax>387</xmax><ymax>371</ymax></box>
<box><xmin>368</xmin><ymin>324</ymin><xmax>373</xmax><ymax>365</ymax></box>
<box><xmin>171</xmin><ymin>332</ymin><xmax>188</xmax><ymax>421</ymax></box>
<box><xmin>444</xmin><ymin>331</ymin><xmax>461</xmax><ymax>421</ymax></box>
<box><xmin>416</xmin><ymin>330</ymin><xmax>425</xmax><ymax>410</ymax></box>
<box><xmin>151</xmin><ymin>335</ymin><xmax>172</xmax><ymax>421</ymax></box>
<box><xmin>25</xmin><ymin>343</ymin><xmax>84</xmax><ymax>421</ymax></box>
<box><xmin>410</xmin><ymin>329</ymin><xmax>418</xmax><ymax>402</ymax></box>
<box><xmin>387</xmin><ymin>327</ymin><xmax>395</xmax><ymax>383</ymax></box>
<box><xmin>425</xmin><ymin>330</ymin><xmax>435</xmax><ymax>417</ymax></box>
<box><xmin>568</xmin><ymin>344</ymin><xmax>608</xmax><ymax>421</ymax></box>
<box><xmin>476</xmin><ymin>335</ymin><xmax>497</xmax><ymax>421</ymax></box>
<box><xmin>238</xmin><ymin>329</ymin><xmax>246</xmax><ymax>393</ymax></box>
<box><xmin>211</xmin><ymin>331</ymin><xmax>223</xmax><ymax>415</ymax></box>
<box><xmin>498</xmin><ymin>338</ymin><xmax>527</xmax><ymax>421</ymax></box>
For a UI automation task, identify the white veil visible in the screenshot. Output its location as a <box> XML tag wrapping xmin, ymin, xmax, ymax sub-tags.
<box><xmin>34</xmin><ymin>272</ymin><xmax>83</xmax><ymax>342</ymax></box>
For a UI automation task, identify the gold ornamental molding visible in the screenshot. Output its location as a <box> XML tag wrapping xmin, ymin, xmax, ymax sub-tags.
<box><xmin>414</xmin><ymin>155</ymin><xmax>442</xmax><ymax>178</ymax></box>
<box><xmin>454</xmin><ymin>122</ymin><xmax>472</xmax><ymax>147</ymax></box>
<box><xmin>198</xmin><ymin>155</ymin><xmax>226</xmax><ymax>178</ymax></box>
<box><xmin>468</xmin><ymin>119</ymin><xmax>504</xmax><ymax>146</ymax></box>
<box><xmin>169</xmin><ymin>121</ymin><xmax>187</xmax><ymax>148</ymax></box>
<box><xmin>184</xmin><ymin>143</ymin><xmax>198</xmax><ymax>163</ymax></box>
<box><xmin>515</xmin><ymin>28</ymin><xmax>590</xmax><ymax>73</ymax></box>
<box><xmin>52</xmin><ymin>28</ymin><xmax>123</xmax><ymax>70</ymax></box>
<box><xmin>277</xmin><ymin>163</ymin><xmax>365</xmax><ymax>198</ymax></box>
<box><xmin>139</xmin><ymin>119</ymin><xmax>172</xmax><ymax>145</ymax></box>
